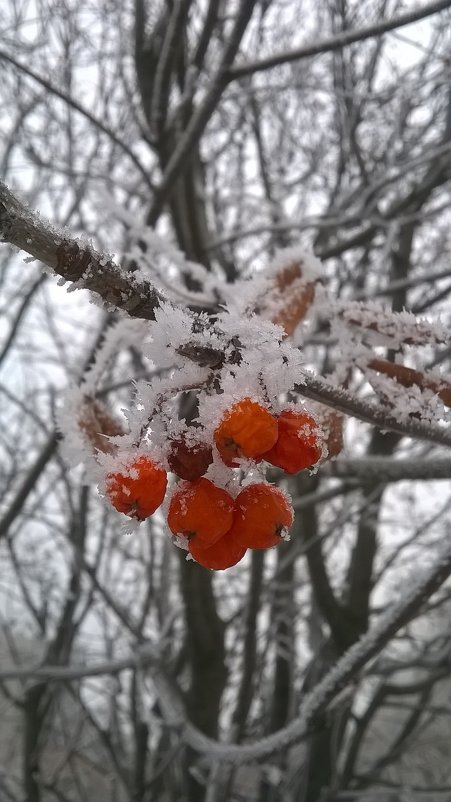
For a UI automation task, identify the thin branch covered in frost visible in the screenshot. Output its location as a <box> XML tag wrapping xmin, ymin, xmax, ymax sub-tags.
<box><xmin>297</xmin><ymin>374</ymin><xmax>451</xmax><ymax>447</ymax></box>
<box><xmin>322</xmin><ymin>456</ymin><xmax>451</xmax><ymax>482</ymax></box>
<box><xmin>0</xmin><ymin>49</ymin><xmax>154</xmax><ymax>191</ymax></box>
<box><xmin>0</xmin><ymin>642</ymin><xmax>161</xmax><ymax>681</ymax></box>
<box><xmin>333</xmin><ymin>300</ymin><xmax>449</xmax><ymax>347</ymax></box>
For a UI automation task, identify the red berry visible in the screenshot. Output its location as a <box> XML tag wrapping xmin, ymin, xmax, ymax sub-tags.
<box><xmin>105</xmin><ymin>456</ymin><xmax>167</xmax><ymax>520</ymax></box>
<box><xmin>167</xmin><ymin>478</ymin><xmax>234</xmax><ymax>545</ymax></box>
<box><xmin>189</xmin><ymin>528</ymin><xmax>247</xmax><ymax>570</ymax></box>
<box><xmin>263</xmin><ymin>410</ymin><xmax>322</xmax><ymax>474</ymax></box>
<box><xmin>214</xmin><ymin>398</ymin><xmax>278</xmax><ymax>467</ymax></box>
<box><xmin>229</xmin><ymin>483</ymin><xmax>293</xmax><ymax>549</ymax></box>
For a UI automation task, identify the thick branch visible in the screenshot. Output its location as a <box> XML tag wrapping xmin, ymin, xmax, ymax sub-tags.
<box><xmin>0</xmin><ymin>181</ymin><xmax>164</xmax><ymax>320</ymax></box>
<box><xmin>147</xmin><ymin>0</ymin><xmax>258</xmax><ymax>223</ymax></box>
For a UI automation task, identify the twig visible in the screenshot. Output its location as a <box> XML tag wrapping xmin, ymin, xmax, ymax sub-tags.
<box><xmin>228</xmin><ymin>0</ymin><xmax>451</xmax><ymax>79</ymax></box>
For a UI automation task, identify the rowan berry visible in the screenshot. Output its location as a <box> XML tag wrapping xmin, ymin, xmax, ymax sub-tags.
<box><xmin>229</xmin><ymin>483</ymin><xmax>293</xmax><ymax>549</ymax></box>
<box><xmin>189</xmin><ymin>528</ymin><xmax>247</xmax><ymax>570</ymax></box>
<box><xmin>263</xmin><ymin>410</ymin><xmax>322</xmax><ymax>474</ymax></box>
<box><xmin>105</xmin><ymin>455</ymin><xmax>167</xmax><ymax>520</ymax></box>
<box><xmin>167</xmin><ymin>436</ymin><xmax>213</xmax><ymax>481</ymax></box>
<box><xmin>214</xmin><ymin>398</ymin><xmax>278</xmax><ymax>467</ymax></box>
<box><xmin>167</xmin><ymin>478</ymin><xmax>234</xmax><ymax>545</ymax></box>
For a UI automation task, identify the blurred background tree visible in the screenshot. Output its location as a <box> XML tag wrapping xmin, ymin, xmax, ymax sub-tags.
<box><xmin>1</xmin><ymin>1</ymin><xmax>451</xmax><ymax>801</ymax></box>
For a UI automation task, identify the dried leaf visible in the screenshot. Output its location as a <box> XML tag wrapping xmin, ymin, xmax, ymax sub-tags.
<box><xmin>307</xmin><ymin>402</ymin><xmax>344</xmax><ymax>459</ymax></box>
<box><xmin>257</xmin><ymin>262</ymin><xmax>317</xmax><ymax>337</ymax></box>
<box><xmin>78</xmin><ymin>398</ymin><xmax>125</xmax><ymax>455</ymax></box>
<box><xmin>367</xmin><ymin>359</ymin><xmax>451</xmax><ymax>409</ymax></box>
<box><xmin>321</xmin><ymin>410</ymin><xmax>344</xmax><ymax>459</ymax></box>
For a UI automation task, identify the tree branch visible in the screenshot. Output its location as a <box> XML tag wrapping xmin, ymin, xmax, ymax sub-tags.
<box><xmin>0</xmin><ymin>49</ymin><xmax>154</xmax><ymax>191</ymax></box>
<box><xmin>297</xmin><ymin>374</ymin><xmax>451</xmax><ymax>447</ymax></box>
<box><xmin>0</xmin><ymin>180</ymin><xmax>165</xmax><ymax>321</ymax></box>
<box><xmin>228</xmin><ymin>0</ymin><xmax>451</xmax><ymax>80</ymax></box>
<box><xmin>2</xmin><ymin>182</ymin><xmax>449</xmax><ymax>446</ymax></box>
<box><xmin>322</xmin><ymin>455</ymin><xmax>451</xmax><ymax>482</ymax></box>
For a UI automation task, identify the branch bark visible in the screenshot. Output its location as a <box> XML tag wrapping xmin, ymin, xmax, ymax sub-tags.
<box><xmin>0</xmin><ymin>181</ymin><xmax>164</xmax><ymax>321</ymax></box>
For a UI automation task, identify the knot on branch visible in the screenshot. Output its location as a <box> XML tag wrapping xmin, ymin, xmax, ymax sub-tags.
<box><xmin>0</xmin><ymin>200</ymin><xmax>12</xmax><ymax>237</ymax></box>
<box><xmin>56</xmin><ymin>240</ymin><xmax>113</xmax><ymax>283</ymax></box>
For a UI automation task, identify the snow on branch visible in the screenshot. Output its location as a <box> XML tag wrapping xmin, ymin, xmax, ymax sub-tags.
<box><xmin>2</xmin><ymin>181</ymin><xmax>450</xmax><ymax>449</ymax></box>
<box><xmin>336</xmin><ymin>300</ymin><xmax>449</xmax><ymax>347</ymax></box>
<box><xmin>0</xmin><ymin>180</ymin><xmax>164</xmax><ymax>321</ymax></box>
<box><xmin>323</xmin><ymin>455</ymin><xmax>451</xmax><ymax>482</ymax></box>
<box><xmin>297</xmin><ymin>373</ymin><xmax>451</xmax><ymax>447</ymax></box>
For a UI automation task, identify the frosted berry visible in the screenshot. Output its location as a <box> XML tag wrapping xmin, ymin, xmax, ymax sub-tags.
<box><xmin>105</xmin><ymin>455</ymin><xmax>167</xmax><ymax>520</ymax></box>
<box><xmin>167</xmin><ymin>436</ymin><xmax>213</xmax><ymax>481</ymax></box>
<box><xmin>167</xmin><ymin>478</ymin><xmax>234</xmax><ymax>545</ymax></box>
<box><xmin>263</xmin><ymin>410</ymin><xmax>322</xmax><ymax>474</ymax></box>
<box><xmin>214</xmin><ymin>398</ymin><xmax>278</xmax><ymax>467</ymax></box>
<box><xmin>229</xmin><ymin>483</ymin><xmax>293</xmax><ymax>549</ymax></box>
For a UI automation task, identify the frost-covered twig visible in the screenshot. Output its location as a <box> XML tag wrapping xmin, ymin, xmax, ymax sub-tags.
<box><xmin>297</xmin><ymin>374</ymin><xmax>451</xmax><ymax>447</ymax></box>
<box><xmin>336</xmin><ymin>301</ymin><xmax>448</xmax><ymax>346</ymax></box>
<box><xmin>322</xmin><ymin>456</ymin><xmax>451</xmax><ymax>482</ymax></box>
<box><xmin>228</xmin><ymin>0</ymin><xmax>451</xmax><ymax>79</ymax></box>
<box><xmin>0</xmin><ymin>642</ymin><xmax>160</xmax><ymax>681</ymax></box>
<box><xmin>0</xmin><ymin>181</ymin><xmax>165</xmax><ymax>321</ymax></box>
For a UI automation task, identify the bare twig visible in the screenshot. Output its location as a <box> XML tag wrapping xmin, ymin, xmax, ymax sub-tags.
<box><xmin>228</xmin><ymin>0</ymin><xmax>451</xmax><ymax>79</ymax></box>
<box><xmin>0</xmin><ymin>49</ymin><xmax>154</xmax><ymax>191</ymax></box>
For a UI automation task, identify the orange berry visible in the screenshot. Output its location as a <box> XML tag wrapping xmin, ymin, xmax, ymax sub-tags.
<box><xmin>263</xmin><ymin>410</ymin><xmax>322</xmax><ymax>474</ymax></box>
<box><xmin>189</xmin><ymin>528</ymin><xmax>247</xmax><ymax>570</ymax></box>
<box><xmin>167</xmin><ymin>436</ymin><xmax>213</xmax><ymax>481</ymax></box>
<box><xmin>105</xmin><ymin>455</ymin><xmax>167</xmax><ymax>520</ymax></box>
<box><xmin>229</xmin><ymin>483</ymin><xmax>293</xmax><ymax>549</ymax></box>
<box><xmin>214</xmin><ymin>398</ymin><xmax>278</xmax><ymax>467</ymax></box>
<box><xmin>167</xmin><ymin>478</ymin><xmax>234</xmax><ymax>545</ymax></box>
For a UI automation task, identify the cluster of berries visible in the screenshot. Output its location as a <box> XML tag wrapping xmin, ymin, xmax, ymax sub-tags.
<box><xmin>104</xmin><ymin>398</ymin><xmax>323</xmax><ymax>570</ymax></box>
